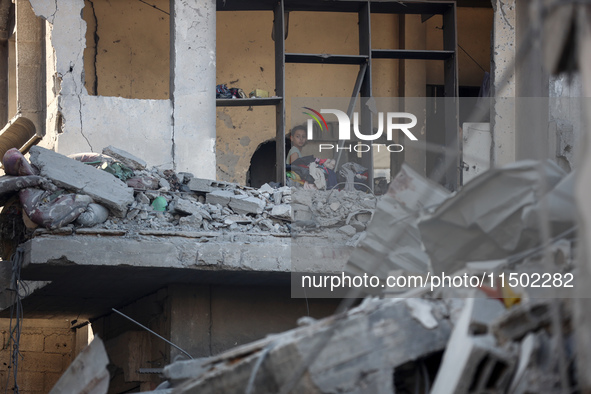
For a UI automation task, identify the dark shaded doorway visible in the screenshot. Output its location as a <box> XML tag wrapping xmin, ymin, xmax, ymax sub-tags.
<box><xmin>247</xmin><ymin>139</ymin><xmax>284</xmax><ymax>188</ymax></box>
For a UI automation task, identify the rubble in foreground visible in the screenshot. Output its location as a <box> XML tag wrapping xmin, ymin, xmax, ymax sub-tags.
<box><xmin>140</xmin><ymin>159</ymin><xmax>577</xmax><ymax>394</ymax></box>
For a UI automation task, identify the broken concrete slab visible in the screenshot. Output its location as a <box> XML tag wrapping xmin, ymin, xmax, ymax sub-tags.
<box><xmin>431</xmin><ymin>297</ymin><xmax>516</xmax><ymax>394</ymax></box>
<box><xmin>163</xmin><ymin>297</ymin><xmax>452</xmax><ymax>393</ymax></box>
<box><xmin>49</xmin><ymin>336</ymin><xmax>109</xmax><ymax>394</ymax></box>
<box><xmin>338</xmin><ymin>224</ymin><xmax>356</xmax><ymax>236</ymax></box>
<box><xmin>271</xmin><ymin>204</ymin><xmax>292</xmax><ymax>219</ymax></box>
<box><xmin>346</xmin><ymin>164</ymin><xmax>450</xmax><ymax>283</ymax></box>
<box><xmin>206</xmin><ymin>190</ymin><xmax>234</xmax><ymax>207</ymax></box>
<box><xmin>228</xmin><ymin>195</ymin><xmax>265</xmax><ymax>215</ymax></box>
<box><xmin>187</xmin><ymin>178</ymin><xmax>213</xmax><ymax>193</ymax></box>
<box><xmin>259</xmin><ymin>183</ymin><xmax>274</xmax><ymax>193</ymax></box>
<box><xmin>102</xmin><ymin>145</ymin><xmax>147</xmax><ymax>170</ymax></box>
<box><xmin>29</xmin><ymin>146</ymin><xmax>134</xmax><ymax>217</ymax></box>
<box><xmin>174</xmin><ymin>198</ymin><xmax>201</xmax><ymax>216</ymax></box>
<box><xmin>418</xmin><ymin>160</ymin><xmax>567</xmax><ymax>275</ymax></box>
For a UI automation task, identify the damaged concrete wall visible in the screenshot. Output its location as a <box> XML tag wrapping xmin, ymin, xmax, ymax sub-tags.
<box><xmin>491</xmin><ymin>0</ymin><xmax>516</xmax><ymax>167</ymax></box>
<box><xmin>82</xmin><ymin>0</ymin><xmax>170</xmax><ymax>99</ymax></box>
<box><xmin>29</xmin><ymin>0</ymin><xmax>175</xmax><ymax>169</ymax></box>
<box><xmin>26</xmin><ymin>0</ymin><xmax>215</xmax><ymax>177</ymax></box>
<box><xmin>0</xmin><ymin>318</ymin><xmax>75</xmax><ymax>394</ymax></box>
<box><xmin>549</xmin><ymin>73</ymin><xmax>583</xmax><ymax>172</ymax></box>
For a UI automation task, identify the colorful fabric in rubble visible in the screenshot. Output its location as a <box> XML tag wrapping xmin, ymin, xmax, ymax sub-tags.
<box><xmin>287</xmin><ymin>156</ymin><xmax>338</xmax><ymax>190</ymax></box>
<box><xmin>19</xmin><ymin>188</ymin><xmax>93</xmax><ymax>229</ymax></box>
<box><xmin>3</xmin><ymin>148</ymin><xmax>37</xmax><ymax>176</ymax></box>
<box><xmin>69</xmin><ymin>152</ymin><xmax>135</xmax><ymax>181</ymax></box>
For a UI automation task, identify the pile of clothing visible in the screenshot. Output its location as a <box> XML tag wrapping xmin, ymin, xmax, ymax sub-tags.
<box><xmin>286</xmin><ymin>156</ymin><xmax>337</xmax><ymax>190</ymax></box>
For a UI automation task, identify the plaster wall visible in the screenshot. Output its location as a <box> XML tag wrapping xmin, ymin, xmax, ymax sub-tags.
<box><xmin>82</xmin><ymin>0</ymin><xmax>169</xmax><ymax>99</ymax></box>
<box><xmin>27</xmin><ymin>0</ymin><xmax>210</xmax><ymax>175</ymax></box>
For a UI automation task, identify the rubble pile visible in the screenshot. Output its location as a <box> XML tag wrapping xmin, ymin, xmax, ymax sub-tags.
<box><xmin>0</xmin><ymin>146</ymin><xmax>376</xmax><ymax>238</ymax></box>
<box><xmin>138</xmin><ymin>159</ymin><xmax>578</xmax><ymax>394</ymax></box>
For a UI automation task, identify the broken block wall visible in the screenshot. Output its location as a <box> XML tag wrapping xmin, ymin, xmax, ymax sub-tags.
<box><xmin>0</xmin><ymin>318</ymin><xmax>76</xmax><ymax>394</ymax></box>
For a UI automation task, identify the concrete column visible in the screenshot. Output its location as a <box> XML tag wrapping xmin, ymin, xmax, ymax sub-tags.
<box><xmin>168</xmin><ymin>285</ymin><xmax>211</xmax><ymax>359</ymax></box>
<box><xmin>16</xmin><ymin>0</ymin><xmax>44</xmax><ymax>135</ymax></box>
<box><xmin>0</xmin><ymin>0</ymin><xmax>11</xmax><ymax>127</ymax></box>
<box><xmin>170</xmin><ymin>0</ymin><xmax>216</xmax><ymax>178</ymax></box>
<box><xmin>491</xmin><ymin>0</ymin><xmax>516</xmax><ymax>167</ymax></box>
<box><xmin>515</xmin><ymin>0</ymin><xmax>549</xmax><ymax>162</ymax></box>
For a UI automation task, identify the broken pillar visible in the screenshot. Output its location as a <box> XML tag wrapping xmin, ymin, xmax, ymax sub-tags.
<box><xmin>170</xmin><ymin>0</ymin><xmax>216</xmax><ymax>177</ymax></box>
<box><xmin>15</xmin><ymin>0</ymin><xmax>44</xmax><ymax>135</ymax></box>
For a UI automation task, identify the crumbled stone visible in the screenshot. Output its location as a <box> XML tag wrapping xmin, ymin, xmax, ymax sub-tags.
<box><xmin>29</xmin><ymin>146</ymin><xmax>134</xmax><ymax>217</ymax></box>
<box><xmin>174</xmin><ymin>198</ymin><xmax>201</xmax><ymax>216</ymax></box>
<box><xmin>188</xmin><ymin>178</ymin><xmax>213</xmax><ymax>193</ymax></box>
<box><xmin>338</xmin><ymin>225</ymin><xmax>357</xmax><ymax>236</ymax></box>
<box><xmin>271</xmin><ymin>204</ymin><xmax>292</xmax><ymax>219</ymax></box>
<box><xmin>207</xmin><ymin>190</ymin><xmax>234</xmax><ymax>207</ymax></box>
<box><xmin>259</xmin><ymin>183</ymin><xmax>274</xmax><ymax>193</ymax></box>
<box><xmin>136</xmin><ymin>193</ymin><xmax>150</xmax><ymax>205</ymax></box>
<box><xmin>159</xmin><ymin>178</ymin><xmax>171</xmax><ymax>190</ymax></box>
<box><xmin>229</xmin><ymin>195</ymin><xmax>266</xmax><ymax>215</ymax></box>
<box><xmin>102</xmin><ymin>145</ymin><xmax>147</xmax><ymax>170</ymax></box>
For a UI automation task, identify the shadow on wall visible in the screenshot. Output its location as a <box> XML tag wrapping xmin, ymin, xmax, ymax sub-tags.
<box><xmin>248</xmin><ymin>139</ymin><xmax>289</xmax><ymax>188</ymax></box>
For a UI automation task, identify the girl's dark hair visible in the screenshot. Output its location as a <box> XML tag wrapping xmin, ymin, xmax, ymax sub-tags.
<box><xmin>287</xmin><ymin>124</ymin><xmax>306</xmax><ymax>138</ymax></box>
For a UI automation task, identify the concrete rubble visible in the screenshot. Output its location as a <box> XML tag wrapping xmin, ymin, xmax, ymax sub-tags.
<box><xmin>160</xmin><ymin>297</ymin><xmax>453</xmax><ymax>393</ymax></box>
<box><xmin>3</xmin><ymin>147</ymin><xmax>577</xmax><ymax>392</ymax></box>
<box><xmin>0</xmin><ymin>147</ymin><xmax>376</xmax><ymax>240</ymax></box>
<box><xmin>29</xmin><ymin>146</ymin><xmax>134</xmax><ymax>218</ymax></box>
<box><xmin>132</xmin><ymin>159</ymin><xmax>577</xmax><ymax>393</ymax></box>
<box><xmin>48</xmin><ymin>336</ymin><xmax>109</xmax><ymax>394</ymax></box>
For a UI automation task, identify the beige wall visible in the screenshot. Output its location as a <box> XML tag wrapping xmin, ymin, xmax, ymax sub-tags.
<box><xmin>216</xmin><ymin>11</ymin><xmax>400</xmax><ymax>183</ymax></box>
<box><xmin>0</xmin><ymin>319</ymin><xmax>76</xmax><ymax>393</ymax></box>
<box><xmin>82</xmin><ymin>0</ymin><xmax>170</xmax><ymax>99</ymax></box>
<box><xmin>426</xmin><ymin>7</ymin><xmax>494</xmax><ymax>87</ymax></box>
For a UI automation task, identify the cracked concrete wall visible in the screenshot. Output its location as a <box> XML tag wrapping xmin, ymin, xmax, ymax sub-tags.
<box><xmin>28</xmin><ymin>0</ymin><xmax>175</xmax><ymax>169</ymax></box>
<box><xmin>491</xmin><ymin>0</ymin><xmax>516</xmax><ymax>167</ymax></box>
<box><xmin>82</xmin><ymin>0</ymin><xmax>170</xmax><ymax>99</ymax></box>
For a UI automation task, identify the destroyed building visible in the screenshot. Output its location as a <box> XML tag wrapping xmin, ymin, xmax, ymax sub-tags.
<box><xmin>0</xmin><ymin>0</ymin><xmax>589</xmax><ymax>393</ymax></box>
